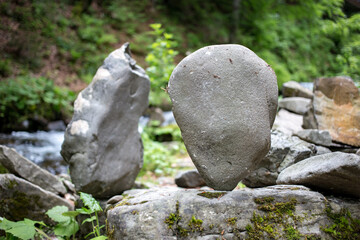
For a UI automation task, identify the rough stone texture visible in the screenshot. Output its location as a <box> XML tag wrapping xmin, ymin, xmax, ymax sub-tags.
<box><xmin>294</xmin><ymin>129</ymin><xmax>333</xmax><ymax>147</ymax></box>
<box><xmin>0</xmin><ymin>145</ymin><xmax>66</xmax><ymax>195</ymax></box>
<box><xmin>277</xmin><ymin>152</ymin><xmax>360</xmax><ymax>198</ymax></box>
<box><xmin>303</xmin><ymin>76</ymin><xmax>360</xmax><ymax>147</ymax></box>
<box><xmin>168</xmin><ymin>44</ymin><xmax>278</xmax><ymax>191</ymax></box>
<box><xmin>0</xmin><ymin>174</ymin><xmax>73</xmax><ymax>225</ymax></box>
<box><xmin>107</xmin><ymin>186</ymin><xmax>360</xmax><ymax>240</ymax></box>
<box><xmin>282</xmin><ymin>81</ymin><xmax>313</xmax><ymax>99</ymax></box>
<box><xmin>175</xmin><ymin>170</ymin><xmax>206</xmax><ymax>188</ymax></box>
<box><xmin>315</xmin><ymin>145</ymin><xmax>332</xmax><ymax>155</ymax></box>
<box><xmin>61</xmin><ymin>43</ymin><xmax>150</xmax><ymax>198</ymax></box>
<box><xmin>357</xmin><ymin>148</ymin><xmax>360</xmax><ymax>156</ymax></box>
<box><xmin>242</xmin><ymin>131</ymin><xmax>316</xmax><ymax>188</ymax></box>
<box><xmin>272</xmin><ymin>109</ymin><xmax>303</xmax><ymax>136</ymax></box>
<box><xmin>278</xmin><ymin>97</ymin><xmax>310</xmax><ymax>115</ymax></box>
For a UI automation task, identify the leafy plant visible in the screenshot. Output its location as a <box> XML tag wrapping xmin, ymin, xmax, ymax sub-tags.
<box><xmin>46</xmin><ymin>206</ymin><xmax>79</xmax><ymax>239</ymax></box>
<box><xmin>145</xmin><ymin>23</ymin><xmax>178</xmax><ymax>106</ymax></box>
<box><xmin>0</xmin><ymin>192</ymin><xmax>107</xmax><ymax>240</ymax></box>
<box><xmin>77</xmin><ymin>192</ymin><xmax>107</xmax><ymax>240</ymax></box>
<box><xmin>0</xmin><ymin>76</ymin><xmax>75</xmax><ymax>131</ymax></box>
<box><xmin>0</xmin><ymin>217</ymin><xmax>51</xmax><ymax>240</ymax></box>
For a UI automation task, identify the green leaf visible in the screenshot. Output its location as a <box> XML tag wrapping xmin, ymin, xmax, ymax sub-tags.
<box><xmin>6</xmin><ymin>219</ymin><xmax>37</xmax><ymax>240</ymax></box>
<box><xmin>80</xmin><ymin>192</ymin><xmax>102</xmax><ymax>212</ymax></box>
<box><xmin>82</xmin><ymin>216</ymin><xmax>96</xmax><ymax>225</ymax></box>
<box><xmin>62</xmin><ymin>211</ymin><xmax>80</xmax><ymax>217</ymax></box>
<box><xmin>90</xmin><ymin>236</ymin><xmax>108</xmax><ymax>240</ymax></box>
<box><xmin>46</xmin><ymin>206</ymin><xmax>70</xmax><ymax>223</ymax></box>
<box><xmin>76</xmin><ymin>207</ymin><xmax>93</xmax><ymax>215</ymax></box>
<box><xmin>54</xmin><ymin>220</ymin><xmax>79</xmax><ymax>237</ymax></box>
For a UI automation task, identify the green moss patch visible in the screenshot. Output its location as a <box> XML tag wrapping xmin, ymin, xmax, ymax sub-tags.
<box><xmin>197</xmin><ymin>191</ymin><xmax>227</xmax><ymax>199</ymax></box>
<box><xmin>322</xmin><ymin>205</ymin><xmax>360</xmax><ymax>240</ymax></box>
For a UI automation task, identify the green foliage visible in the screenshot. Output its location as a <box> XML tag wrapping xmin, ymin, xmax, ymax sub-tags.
<box><xmin>146</xmin><ymin>23</ymin><xmax>178</xmax><ymax>106</ymax></box>
<box><xmin>0</xmin><ymin>76</ymin><xmax>75</xmax><ymax>131</ymax></box>
<box><xmin>322</xmin><ymin>207</ymin><xmax>360</xmax><ymax>240</ymax></box>
<box><xmin>0</xmin><ymin>194</ymin><xmax>108</xmax><ymax>240</ymax></box>
<box><xmin>46</xmin><ymin>206</ymin><xmax>79</xmax><ymax>238</ymax></box>
<box><xmin>0</xmin><ymin>217</ymin><xmax>50</xmax><ymax>240</ymax></box>
<box><xmin>140</xmin><ymin>130</ymin><xmax>176</xmax><ymax>176</ymax></box>
<box><xmin>77</xmin><ymin>192</ymin><xmax>107</xmax><ymax>240</ymax></box>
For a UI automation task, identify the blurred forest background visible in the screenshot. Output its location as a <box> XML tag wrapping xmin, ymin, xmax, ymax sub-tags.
<box><xmin>0</xmin><ymin>0</ymin><xmax>360</xmax><ymax>131</ymax></box>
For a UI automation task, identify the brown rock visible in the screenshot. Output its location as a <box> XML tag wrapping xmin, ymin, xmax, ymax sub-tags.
<box><xmin>303</xmin><ymin>76</ymin><xmax>360</xmax><ymax>147</ymax></box>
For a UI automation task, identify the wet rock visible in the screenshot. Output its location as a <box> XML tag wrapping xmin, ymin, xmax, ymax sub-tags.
<box><xmin>282</xmin><ymin>81</ymin><xmax>313</xmax><ymax>99</ymax></box>
<box><xmin>107</xmin><ymin>187</ymin><xmax>360</xmax><ymax>239</ymax></box>
<box><xmin>175</xmin><ymin>170</ymin><xmax>206</xmax><ymax>188</ymax></box>
<box><xmin>61</xmin><ymin>43</ymin><xmax>150</xmax><ymax>198</ymax></box>
<box><xmin>277</xmin><ymin>152</ymin><xmax>360</xmax><ymax>198</ymax></box>
<box><xmin>0</xmin><ymin>174</ymin><xmax>73</xmax><ymax>225</ymax></box>
<box><xmin>272</xmin><ymin>109</ymin><xmax>303</xmax><ymax>136</ymax></box>
<box><xmin>242</xmin><ymin>131</ymin><xmax>316</xmax><ymax>188</ymax></box>
<box><xmin>278</xmin><ymin>97</ymin><xmax>310</xmax><ymax>115</ymax></box>
<box><xmin>303</xmin><ymin>76</ymin><xmax>360</xmax><ymax>147</ymax></box>
<box><xmin>0</xmin><ymin>145</ymin><xmax>66</xmax><ymax>195</ymax></box>
<box><xmin>46</xmin><ymin>120</ymin><xmax>66</xmax><ymax>131</ymax></box>
<box><xmin>168</xmin><ymin>44</ymin><xmax>278</xmax><ymax>191</ymax></box>
<box><xmin>294</xmin><ymin>129</ymin><xmax>333</xmax><ymax>147</ymax></box>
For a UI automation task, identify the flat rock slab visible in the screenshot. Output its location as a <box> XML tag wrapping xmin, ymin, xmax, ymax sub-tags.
<box><xmin>278</xmin><ymin>97</ymin><xmax>310</xmax><ymax>115</ymax></box>
<box><xmin>303</xmin><ymin>76</ymin><xmax>360</xmax><ymax>147</ymax></box>
<box><xmin>277</xmin><ymin>152</ymin><xmax>360</xmax><ymax>198</ymax></box>
<box><xmin>282</xmin><ymin>81</ymin><xmax>313</xmax><ymax>99</ymax></box>
<box><xmin>106</xmin><ymin>186</ymin><xmax>360</xmax><ymax>240</ymax></box>
<box><xmin>0</xmin><ymin>145</ymin><xmax>66</xmax><ymax>195</ymax></box>
<box><xmin>294</xmin><ymin>129</ymin><xmax>333</xmax><ymax>147</ymax></box>
<box><xmin>242</xmin><ymin>131</ymin><xmax>316</xmax><ymax>188</ymax></box>
<box><xmin>61</xmin><ymin>43</ymin><xmax>150</xmax><ymax>198</ymax></box>
<box><xmin>168</xmin><ymin>44</ymin><xmax>278</xmax><ymax>191</ymax></box>
<box><xmin>272</xmin><ymin>109</ymin><xmax>303</xmax><ymax>136</ymax></box>
<box><xmin>0</xmin><ymin>174</ymin><xmax>73</xmax><ymax>225</ymax></box>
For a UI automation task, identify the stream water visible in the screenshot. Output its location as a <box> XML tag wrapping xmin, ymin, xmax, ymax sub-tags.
<box><xmin>0</xmin><ymin>112</ymin><xmax>176</xmax><ymax>175</ymax></box>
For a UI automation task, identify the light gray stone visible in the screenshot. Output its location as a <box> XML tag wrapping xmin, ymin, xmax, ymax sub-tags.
<box><xmin>107</xmin><ymin>186</ymin><xmax>360</xmax><ymax>240</ymax></box>
<box><xmin>282</xmin><ymin>81</ymin><xmax>313</xmax><ymax>99</ymax></box>
<box><xmin>168</xmin><ymin>44</ymin><xmax>278</xmax><ymax>191</ymax></box>
<box><xmin>175</xmin><ymin>170</ymin><xmax>206</xmax><ymax>188</ymax></box>
<box><xmin>278</xmin><ymin>97</ymin><xmax>310</xmax><ymax>115</ymax></box>
<box><xmin>315</xmin><ymin>145</ymin><xmax>332</xmax><ymax>155</ymax></box>
<box><xmin>61</xmin><ymin>43</ymin><xmax>150</xmax><ymax>198</ymax></box>
<box><xmin>0</xmin><ymin>145</ymin><xmax>66</xmax><ymax>195</ymax></box>
<box><xmin>356</xmin><ymin>148</ymin><xmax>360</xmax><ymax>156</ymax></box>
<box><xmin>272</xmin><ymin>109</ymin><xmax>303</xmax><ymax>136</ymax></box>
<box><xmin>294</xmin><ymin>129</ymin><xmax>333</xmax><ymax>147</ymax></box>
<box><xmin>277</xmin><ymin>152</ymin><xmax>360</xmax><ymax>198</ymax></box>
<box><xmin>242</xmin><ymin>131</ymin><xmax>316</xmax><ymax>187</ymax></box>
<box><xmin>0</xmin><ymin>174</ymin><xmax>73</xmax><ymax>225</ymax></box>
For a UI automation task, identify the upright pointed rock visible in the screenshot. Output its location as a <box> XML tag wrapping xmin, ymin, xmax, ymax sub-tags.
<box><xmin>61</xmin><ymin>43</ymin><xmax>150</xmax><ymax>198</ymax></box>
<box><xmin>168</xmin><ymin>45</ymin><xmax>278</xmax><ymax>191</ymax></box>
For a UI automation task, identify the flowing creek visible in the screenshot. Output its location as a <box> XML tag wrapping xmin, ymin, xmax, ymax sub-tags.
<box><xmin>0</xmin><ymin>111</ymin><xmax>176</xmax><ymax>174</ymax></box>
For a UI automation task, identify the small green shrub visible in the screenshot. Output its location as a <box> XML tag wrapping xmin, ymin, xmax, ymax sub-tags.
<box><xmin>145</xmin><ymin>23</ymin><xmax>178</xmax><ymax>106</ymax></box>
<box><xmin>0</xmin><ymin>76</ymin><xmax>75</xmax><ymax>131</ymax></box>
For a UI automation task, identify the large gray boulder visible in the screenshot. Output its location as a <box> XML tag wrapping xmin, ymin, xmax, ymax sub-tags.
<box><xmin>0</xmin><ymin>174</ymin><xmax>73</xmax><ymax>225</ymax></box>
<box><xmin>242</xmin><ymin>131</ymin><xmax>316</xmax><ymax>187</ymax></box>
<box><xmin>61</xmin><ymin>43</ymin><xmax>150</xmax><ymax>198</ymax></box>
<box><xmin>277</xmin><ymin>152</ymin><xmax>360</xmax><ymax>198</ymax></box>
<box><xmin>0</xmin><ymin>145</ymin><xmax>66</xmax><ymax>195</ymax></box>
<box><xmin>106</xmin><ymin>187</ymin><xmax>360</xmax><ymax>240</ymax></box>
<box><xmin>278</xmin><ymin>97</ymin><xmax>310</xmax><ymax>115</ymax></box>
<box><xmin>168</xmin><ymin>44</ymin><xmax>278</xmax><ymax>191</ymax></box>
